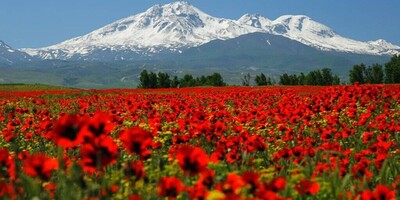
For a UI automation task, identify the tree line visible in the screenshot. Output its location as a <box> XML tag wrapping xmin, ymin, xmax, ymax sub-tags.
<box><xmin>241</xmin><ymin>73</ymin><xmax>275</xmax><ymax>86</ymax></box>
<box><xmin>138</xmin><ymin>55</ymin><xmax>400</xmax><ymax>88</ymax></box>
<box><xmin>139</xmin><ymin>70</ymin><xmax>226</xmax><ymax>88</ymax></box>
<box><xmin>349</xmin><ymin>55</ymin><xmax>400</xmax><ymax>84</ymax></box>
<box><xmin>279</xmin><ymin>68</ymin><xmax>340</xmax><ymax>86</ymax></box>
<box><xmin>138</xmin><ymin>68</ymin><xmax>340</xmax><ymax>88</ymax></box>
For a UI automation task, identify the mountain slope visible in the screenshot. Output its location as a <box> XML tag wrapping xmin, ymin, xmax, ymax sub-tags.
<box><xmin>238</xmin><ymin>14</ymin><xmax>400</xmax><ymax>55</ymax></box>
<box><xmin>0</xmin><ymin>40</ymin><xmax>33</xmax><ymax>65</ymax></box>
<box><xmin>172</xmin><ymin>32</ymin><xmax>390</xmax><ymax>72</ymax></box>
<box><xmin>21</xmin><ymin>1</ymin><xmax>400</xmax><ymax>61</ymax></box>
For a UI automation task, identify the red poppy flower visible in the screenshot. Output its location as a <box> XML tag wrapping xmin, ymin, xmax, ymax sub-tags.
<box><xmin>1</xmin><ymin>129</ymin><xmax>15</xmax><ymax>142</ymax></box>
<box><xmin>196</xmin><ymin>169</ymin><xmax>215</xmax><ymax>189</ymax></box>
<box><xmin>362</xmin><ymin>131</ymin><xmax>375</xmax><ymax>144</ymax></box>
<box><xmin>361</xmin><ymin>184</ymin><xmax>396</xmax><ymax>200</ymax></box>
<box><xmin>157</xmin><ymin>176</ymin><xmax>185</xmax><ymax>199</ymax></box>
<box><xmin>0</xmin><ymin>181</ymin><xmax>15</xmax><ymax>199</ymax></box>
<box><xmin>82</xmin><ymin>112</ymin><xmax>114</xmax><ymax>139</ymax></box>
<box><xmin>360</xmin><ymin>190</ymin><xmax>374</xmax><ymax>200</ymax></box>
<box><xmin>80</xmin><ymin>136</ymin><xmax>118</xmax><ymax>173</ymax></box>
<box><xmin>273</xmin><ymin>148</ymin><xmax>292</xmax><ymax>161</ymax></box>
<box><xmin>119</xmin><ymin>127</ymin><xmax>153</xmax><ymax>159</ymax></box>
<box><xmin>241</xmin><ymin>172</ymin><xmax>260</xmax><ymax>192</ymax></box>
<box><xmin>226</xmin><ymin>149</ymin><xmax>241</xmax><ymax>164</ymax></box>
<box><xmin>51</xmin><ymin>115</ymin><xmax>86</xmax><ymax>148</ymax></box>
<box><xmin>352</xmin><ymin>159</ymin><xmax>373</xmax><ymax>180</ymax></box>
<box><xmin>18</xmin><ymin>151</ymin><xmax>29</xmax><ymax>160</ymax></box>
<box><xmin>172</xmin><ymin>134</ymin><xmax>190</xmax><ymax>144</ymax></box>
<box><xmin>187</xmin><ymin>185</ymin><xmax>209</xmax><ymax>200</ymax></box>
<box><xmin>176</xmin><ymin>145</ymin><xmax>209</xmax><ymax>176</ymax></box>
<box><xmin>128</xmin><ymin>194</ymin><xmax>142</xmax><ymax>200</ymax></box>
<box><xmin>44</xmin><ymin>183</ymin><xmax>57</xmax><ymax>199</ymax></box>
<box><xmin>267</xmin><ymin>177</ymin><xmax>286</xmax><ymax>192</ymax></box>
<box><xmin>124</xmin><ymin>161</ymin><xmax>146</xmax><ymax>180</ymax></box>
<box><xmin>256</xmin><ymin>189</ymin><xmax>285</xmax><ymax>200</ymax></box>
<box><xmin>215</xmin><ymin>173</ymin><xmax>245</xmax><ymax>195</ymax></box>
<box><xmin>245</xmin><ymin>135</ymin><xmax>267</xmax><ymax>152</ymax></box>
<box><xmin>295</xmin><ymin>179</ymin><xmax>319</xmax><ymax>195</ymax></box>
<box><xmin>0</xmin><ymin>149</ymin><xmax>15</xmax><ymax>180</ymax></box>
<box><xmin>254</xmin><ymin>176</ymin><xmax>286</xmax><ymax>199</ymax></box>
<box><xmin>101</xmin><ymin>184</ymin><xmax>119</xmax><ymax>197</ymax></box>
<box><xmin>210</xmin><ymin>148</ymin><xmax>225</xmax><ymax>163</ymax></box>
<box><xmin>23</xmin><ymin>153</ymin><xmax>59</xmax><ymax>181</ymax></box>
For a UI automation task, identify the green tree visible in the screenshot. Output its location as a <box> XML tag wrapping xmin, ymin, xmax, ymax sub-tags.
<box><xmin>332</xmin><ymin>75</ymin><xmax>341</xmax><ymax>85</ymax></box>
<box><xmin>280</xmin><ymin>73</ymin><xmax>290</xmax><ymax>85</ymax></box>
<box><xmin>364</xmin><ymin>64</ymin><xmax>383</xmax><ymax>84</ymax></box>
<box><xmin>255</xmin><ymin>73</ymin><xmax>268</xmax><ymax>86</ymax></box>
<box><xmin>180</xmin><ymin>74</ymin><xmax>196</xmax><ymax>87</ymax></box>
<box><xmin>306</xmin><ymin>71</ymin><xmax>317</xmax><ymax>85</ymax></box>
<box><xmin>157</xmin><ymin>72</ymin><xmax>171</xmax><ymax>88</ymax></box>
<box><xmin>321</xmin><ymin>68</ymin><xmax>333</xmax><ymax>86</ymax></box>
<box><xmin>148</xmin><ymin>72</ymin><xmax>158</xmax><ymax>88</ymax></box>
<box><xmin>384</xmin><ymin>55</ymin><xmax>400</xmax><ymax>83</ymax></box>
<box><xmin>207</xmin><ymin>73</ymin><xmax>226</xmax><ymax>86</ymax></box>
<box><xmin>170</xmin><ymin>76</ymin><xmax>180</xmax><ymax>88</ymax></box>
<box><xmin>371</xmin><ymin>64</ymin><xmax>384</xmax><ymax>84</ymax></box>
<box><xmin>139</xmin><ymin>70</ymin><xmax>150</xmax><ymax>88</ymax></box>
<box><xmin>196</xmin><ymin>76</ymin><xmax>207</xmax><ymax>86</ymax></box>
<box><xmin>364</xmin><ymin>66</ymin><xmax>373</xmax><ymax>84</ymax></box>
<box><xmin>315</xmin><ymin>70</ymin><xmax>323</xmax><ymax>85</ymax></box>
<box><xmin>298</xmin><ymin>72</ymin><xmax>306</xmax><ymax>85</ymax></box>
<box><xmin>349</xmin><ymin>64</ymin><xmax>366</xmax><ymax>84</ymax></box>
<box><xmin>289</xmin><ymin>74</ymin><xmax>299</xmax><ymax>85</ymax></box>
<box><xmin>241</xmin><ymin>73</ymin><xmax>251</xmax><ymax>86</ymax></box>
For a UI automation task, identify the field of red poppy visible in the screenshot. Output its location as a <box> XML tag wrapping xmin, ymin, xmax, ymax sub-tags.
<box><xmin>0</xmin><ymin>85</ymin><xmax>399</xmax><ymax>199</ymax></box>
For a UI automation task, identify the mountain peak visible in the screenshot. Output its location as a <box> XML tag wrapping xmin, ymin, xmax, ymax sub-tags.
<box><xmin>276</xmin><ymin>15</ymin><xmax>311</xmax><ymax>21</ymax></box>
<box><xmin>274</xmin><ymin>14</ymin><xmax>314</xmax><ymax>28</ymax></box>
<box><xmin>238</xmin><ymin>13</ymin><xmax>272</xmax><ymax>29</ymax></box>
<box><xmin>271</xmin><ymin>14</ymin><xmax>335</xmax><ymax>38</ymax></box>
<box><xmin>240</xmin><ymin>13</ymin><xmax>261</xmax><ymax>19</ymax></box>
<box><xmin>369</xmin><ymin>39</ymin><xmax>396</xmax><ymax>46</ymax></box>
<box><xmin>135</xmin><ymin>0</ymin><xmax>206</xmax><ymax>30</ymax></box>
<box><xmin>368</xmin><ymin>39</ymin><xmax>400</xmax><ymax>50</ymax></box>
<box><xmin>0</xmin><ymin>40</ymin><xmax>12</xmax><ymax>49</ymax></box>
<box><xmin>0</xmin><ymin>40</ymin><xmax>33</xmax><ymax>64</ymax></box>
<box><xmin>167</xmin><ymin>1</ymin><xmax>193</xmax><ymax>7</ymax></box>
<box><xmin>147</xmin><ymin>1</ymin><xmax>198</xmax><ymax>16</ymax></box>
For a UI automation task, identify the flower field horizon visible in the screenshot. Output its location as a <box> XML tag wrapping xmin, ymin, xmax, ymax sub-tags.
<box><xmin>0</xmin><ymin>85</ymin><xmax>399</xmax><ymax>199</ymax></box>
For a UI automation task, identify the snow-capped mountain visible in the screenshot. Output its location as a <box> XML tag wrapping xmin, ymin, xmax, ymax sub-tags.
<box><xmin>0</xmin><ymin>40</ymin><xmax>33</xmax><ymax>64</ymax></box>
<box><xmin>238</xmin><ymin>14</ymin><xmax>400</xmax><ymax>55</ymax></box>
<box><xmin>22</xmin><ymin>1</ymin><xmax>259</xmax><ymax>60</ymax></box>
<box><xmin>22</xmin><ymin>1</ymin><xmax>400</xmax><ymax>61</ymax></box>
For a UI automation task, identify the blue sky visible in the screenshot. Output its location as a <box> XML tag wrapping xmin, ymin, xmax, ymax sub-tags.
<box><xmin>1</xmin><ymin>0</ymin><xmax>399</xmax><ymax>48</ymax></box>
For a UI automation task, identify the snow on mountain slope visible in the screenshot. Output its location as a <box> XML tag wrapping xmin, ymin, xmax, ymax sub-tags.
<box><xmin>238</xmin><ymin>14</ymin><xmax>400</xmax><ymax>55</ymax></box>
<box><xmin>367</xmin><ymin>39</ymin><xmax>400</xmax><ymax>54</ymax></box>
<box><xmin>23</xmin><ymin>1</ymin><xmax>259</xmax><ymax>60</ymax></box>
<box><xmin>0</xmin><ymin>40</ymin><xmax>33</xmax><ymax>64</ymax></box>
<box><xmin>22</xmin><ymin>1</ymin><xmax>399</xmax><ymax>60</ymax></box>
<box><xmin>0</xmin><ymin>40</ymin><xmax>14</xmax><ymax>52</ymax></box>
